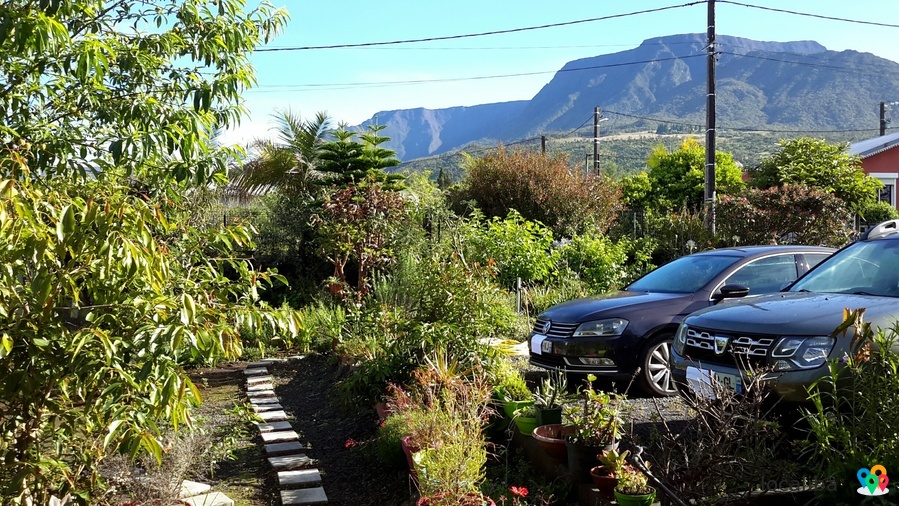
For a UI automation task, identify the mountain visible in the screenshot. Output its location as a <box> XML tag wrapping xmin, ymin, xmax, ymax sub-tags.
<box><xmin>357</xmin><ymin>33</ymin><xmax>899</xmax><ymax>161</ymax></box>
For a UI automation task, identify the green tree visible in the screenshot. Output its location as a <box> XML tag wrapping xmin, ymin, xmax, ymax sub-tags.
<box><xmin>231</xmin><ymin>110</ymin><xmax>332</xmax><ymax>196</ymax></box>
<box><xmin>748</xmin><ymin>137</ymin><xmax>882</xmax><ymax>213</ymax></box>
<box><xmin>645</xmin><ymin>138</ymin><xmax>745</xmax><ymax>210</ymax></box>
<box><xmin>0</xmin><ymin>1</ymin><xmax>300</xmax><ymax>500</ymax></box>
<box><xmin>318</xmin><ymin>125</ymin><xmax>404</xmax><ymax>190</ymax></box>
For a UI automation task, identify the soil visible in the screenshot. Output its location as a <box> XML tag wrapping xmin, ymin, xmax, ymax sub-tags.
<box><xmin>270</xmin><ymin>354</ymin><xmax>413</xmax><ymax>506</ymax></box>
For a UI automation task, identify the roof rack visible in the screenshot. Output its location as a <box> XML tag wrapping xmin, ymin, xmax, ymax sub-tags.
<box><xmin>862</xmin><ymin>219</ymin><xmax>899</xmax><ymax>241</ymax></box>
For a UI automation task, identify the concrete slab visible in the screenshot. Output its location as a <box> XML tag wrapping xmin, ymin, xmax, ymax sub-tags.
<box><xmin>265</xmin><ymin>441</ymin><xmax>305</xmax><ymax>456</ymax></box>
<box><xmin>249</xmin><ymin>396</ymin><xmax>279</xmax><ymax>405</ymax></box>
<box><xmin>246</xmin><ymin>375</ymin><xmax>273</xmax><ymax>384</ymax></box>
<box><xmin>257</xmin><ymin>410</ymin><xmax>289</xmax><ymax>422</ymax></box>
<box><xmin>278</xmin><ymin>469</ymin><xmax>322</xmax><ymax>489</ymax></box>
<box><xmin>247</xmin><ymin>389</ymin><xmax>277</xmax><ymax>398</ymax></box>
<box><xmin>179</xmin><ymin>480</ymin><xmax>212</xmax><ymax>498</ymax></box>
<box><xmin>246</xmin><ymin>383</ymin><xmax>274</xmax><ymax>392</ymax></box>
<box><xmin>252</xmin><ymin>403</ymin><xmax>283</xmax><ymax>413</ymax></box>
<box><xmin>182</xmin><ymin>491</ymin><xmax>234</xmax><ymax>506</ymax></box>
<box><xmin>257</xmin><ymin>421</ymin><xmax>293</xmax><ymax>432</ymax></box>
<box><xmin>268</xmin><ymin>454</ymin><xmax>315</xmax><ymax>471</ymax></box>
<box><xmin>261</xmin><ymin>430</ymin><xmax>299</xmax><ymax>443</ymax></box>
<box><xmin>243</xmin><ymin>367</ymin><xmax>268</xmax><ymax>376</ymax></box>
<box><xmin>281</xmin><ymin>486</ymin><xmax>327</xmax><ymax>505</ymax></box>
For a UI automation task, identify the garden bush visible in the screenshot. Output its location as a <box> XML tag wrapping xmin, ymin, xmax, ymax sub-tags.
<box><xmin>457</xmin><ymin>147</ymin><xmax>623</xmax><ymax>237</ymax></box>
<box><xmin>552</xmin><ymin>232</ymin><xmax>629</xmax><ymax>294</ymax></box>
<box><xmin>802</xmin><ymin>310</ymin><xmax>899</xmax><ymax>502</ymax></box>
<box><xmin>465</xmin><ymin>210</ymin><xmax>556</xmax><ymax>288</ymax></box>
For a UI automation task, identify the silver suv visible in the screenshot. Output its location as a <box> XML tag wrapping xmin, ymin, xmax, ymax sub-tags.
<box><xmin>671</xmin><ymin>220</ymin><xmax>899</xmax><ymax>403</ymax></box>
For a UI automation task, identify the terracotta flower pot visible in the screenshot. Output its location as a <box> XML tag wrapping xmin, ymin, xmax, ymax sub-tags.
<box><xmin>589</xmin><ymin>465</ymin><xmax>619</xmax><ymax>500</ymax></box>
<box><xmin>532</xmin><ymin>424</ymin><xmax>575</xmax><ymax>461</ymax></box>
<box><xmin>401</xmin><ymin>435</ymin><xmax>420</xmax><ymax>478</ymax></box>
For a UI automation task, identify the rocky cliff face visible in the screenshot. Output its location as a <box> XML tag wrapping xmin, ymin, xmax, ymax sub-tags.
<box><xmin>358</xmin><ymin>33</ymin><xmax>899</xmax><ymax>161</ymax></box>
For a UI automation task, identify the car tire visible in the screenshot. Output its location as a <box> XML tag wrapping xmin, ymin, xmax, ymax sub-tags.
<box><xmin>638</xmin><ymin>333</ymin><xmax>677</xmax><ymax>397</ymax></box>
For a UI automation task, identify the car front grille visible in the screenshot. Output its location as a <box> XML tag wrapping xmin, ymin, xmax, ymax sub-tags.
<box><xmin>532</xmin><ymin>317</ymin><xmax>579</xmax><ymax>339</ymax></box>
<box><xmin>683</xmin><ymin>327</ymin><xmax>775</xmax><ymax>367</ymax></box>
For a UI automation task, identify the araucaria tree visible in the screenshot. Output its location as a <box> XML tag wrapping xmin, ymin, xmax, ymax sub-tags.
<box><xmin>0</xmin><ymin>0</ymin><xmax>301</xmax><ymax>501</ymax></box>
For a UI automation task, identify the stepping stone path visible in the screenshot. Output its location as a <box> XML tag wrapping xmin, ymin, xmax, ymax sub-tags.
<box><xmin>244</xmin><ymin>358</ymin><xmax>328</xmax><ymax>505</ymax></box>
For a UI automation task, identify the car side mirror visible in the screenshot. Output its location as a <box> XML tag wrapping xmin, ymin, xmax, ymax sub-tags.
<box><xmin>713</xmin><ymin>284</ymin><xmax>750</xmax><ymax>301</ymax></box>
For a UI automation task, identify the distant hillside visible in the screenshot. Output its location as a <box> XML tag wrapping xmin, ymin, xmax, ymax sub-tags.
<box><xmin>359</xmin><ymin>33</ymin><xmax>899</xmax><ymax>162</ymax></box>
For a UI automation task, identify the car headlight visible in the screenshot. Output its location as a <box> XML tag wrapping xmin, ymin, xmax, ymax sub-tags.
<box><xmin>771</xmin><ymin>336</ymin><xmax>834</xmax><ymax>371</ymax></box>
<box><xmin>673</xmin><ymin>323</ymin><xmax>688</xmax><ymax>355</ymax></box>
<box><xmin>572</xmin><ymin>318</ymin><xmax>628</xmax><ymax>337</ymax></box>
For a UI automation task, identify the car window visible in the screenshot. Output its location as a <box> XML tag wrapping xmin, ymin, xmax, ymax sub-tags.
<box><xmin>723</xmin><ymin>254</ymin><xmax>799</xmax><ymax>295</ymax></box>
<box><xmin>791</xmin><ymin>240</ymin><xmax>899</xmax><ymax>296</ymax></box>
<box><xmin>804</xmin><ymin>253</ymin><xmax>831</xmax><ymax>270</ymax></box>
<box><xmin>627</xmin><ymin>254</ymin><xmax>740</xmax><ymax>293</ymax></box>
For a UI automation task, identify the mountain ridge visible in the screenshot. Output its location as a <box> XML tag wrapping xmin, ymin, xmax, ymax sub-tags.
<box><xmin>358</xmin><ymin>33</ymin><xmax>899</xmax><ymax>161</ymax></box>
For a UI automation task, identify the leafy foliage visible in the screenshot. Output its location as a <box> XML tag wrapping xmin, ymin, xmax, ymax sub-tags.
<box><xmin>0</xmin><ymin>0</ymin><xmax>287</xmax><ymax>187</ymax></box>
<box><xmin>458</xmin><ymin>148</ymin><xmax>623</xmax><ymax>237</ymax></box>
<box><xmin>717</xmin><ymin>185</ymin><xmax>853</xmax><ymax>247</ymax></box>
<box><xmin>802</xmin><ymin>310</ymin><xmax>899</xmax><ymax>501</ymax></box>
<box><xmin>748</xmin><ymin>137</ymin><xmax>882</xmax><ymax>213</ymax></box>
<box><xmin>465</xmin><ymin>211</ymin><xmax>556</xmax><ymax>288</ymax></box>
<box><xmin>0</xmin><ymin>174</ymin><xmax>299</xmax><ymax>500</ymax></box>
<box><xmin>553</xmin><ymin>233</ymin><xmax>629</xmax><ymax>293</ymax></box>
<box><xmin>640</xmin><ymin>138</ymin><xmax>745</xmax><ymax>211</ymax></box>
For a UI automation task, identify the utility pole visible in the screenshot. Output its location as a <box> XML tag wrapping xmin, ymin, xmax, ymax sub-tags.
<box><xmin>541</xmin><ymin>135</ymin><xmax>546</xmax><ymax>154</ymax></box>
<box><xmin>704</xmin><ymin>0</ymin><xmax>717</xmax><ymax>234</ymax></box>
<box><xmin>593</xmin><ymin>107</ymin><xmax>601</xmax><ymax>174</ymax></box>
<box><xmin>881</xmin><ymin>102</ymin><xmax>888</xmax><ymax>136</ymax></box>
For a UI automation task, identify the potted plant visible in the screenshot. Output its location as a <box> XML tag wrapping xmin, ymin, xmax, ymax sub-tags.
<box><xmin>493</xmin><ymin>366</ymin><xmax>533</xmax><ymax>419</ymax></box>
<box><xmin>614</xmin><ymin>463</ymin><xmax>656</xmax><ymax>506</ymax></box>
<box><xmin>512</xmin><ymin>404</ymin><xmax>539</xmax><ymax>437</ymax></box>
<box><xmin>533</xmin><ymin>372</ymin><xmax>572</xmax><ymax>425</ymax></box>
<box><xmin>563</xmin><ymin>374</ymin><xmax>624</xmax><ymax>483</ymax></box>
<box><xmin>532</xmin><ymin>423</ymin><xmax>576</xmax><ymax>461</ymax></box>
<box><xmin>590</xmin><ymin>448</ymin><xmax>628</xmax><ymax>500</ymax></box>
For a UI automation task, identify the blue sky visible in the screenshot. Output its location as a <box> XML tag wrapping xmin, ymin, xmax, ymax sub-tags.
<box><xmin>222</xmin><ymin>0</ymin><xmax>899</xmax><ymax>145</ymax></box>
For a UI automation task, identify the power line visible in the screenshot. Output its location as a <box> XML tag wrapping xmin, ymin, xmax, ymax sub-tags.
<box><xmin>256</xmin><ymin>2</ymin><xmax>704</xmax><ymax>52</ymax></box>
<box><xmin>603</xmin><ymin>109</ymin><xmax>882</xmax><ymax>134</ymax></box>
<box><xmin>719</xmin><ymin>51</ymin><xmax>898</xmax><ymax>78</ymax></box>
<box><xmin>718</xmin><ymin>1</ymin><xmax>899</xmax><ymax>29</ymax></box>
<box><xmin>248</xmin><ymin>54</ymin><xmax>705</xmax><ymax>92</ymax></box>
<box><xmin>258</xmin><ymin>41</ymin><xmax>703</xmax><ymax>52</ymax></box>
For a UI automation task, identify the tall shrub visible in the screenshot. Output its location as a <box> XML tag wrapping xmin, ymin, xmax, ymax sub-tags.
<box><xmin>460</xmin><ymin>148</ymin><xmax>622</xmax><ymax>236</ymax></box>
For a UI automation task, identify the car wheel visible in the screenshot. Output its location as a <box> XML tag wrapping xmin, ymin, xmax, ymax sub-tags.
<box><xmin>639</xmin><ymin>334</ymin><xmax>677</xmax><ymax>397</ymax></box>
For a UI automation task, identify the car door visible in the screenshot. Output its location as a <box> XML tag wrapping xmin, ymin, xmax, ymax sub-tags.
<box><xmin>720</xmin><ymin>253</ymin><xmax>801</xmax><ymax>296</ymax></box>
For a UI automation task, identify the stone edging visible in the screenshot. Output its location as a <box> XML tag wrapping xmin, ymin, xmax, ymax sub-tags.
<box><xmin>244</xmin><ymin>358</ymin><xmax>328</xmax><ymax>506</ymax></box>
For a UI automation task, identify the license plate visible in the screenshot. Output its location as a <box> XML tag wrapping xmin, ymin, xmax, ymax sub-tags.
<box><xmin>541</xmin><ymin>339</ymin><xmax>553</xmax><ymax>354</ymax></box>
<box><xmin>713</xmin><ymin>371</ymin><xmax>742</xmax><ymax>393</ymax></box>
<box><xmin>686</xmin><ymin>366</ymin><xmax>742</xmax><ymax>399</ymax></box>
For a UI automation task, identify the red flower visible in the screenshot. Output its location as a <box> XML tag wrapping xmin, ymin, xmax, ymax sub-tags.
<box><xmin>344</xmin><ymin>438</ymin><xmax>358</xmax><ymax>448</ymax></box>
<box><xmin>510</xmin><ymin>486</ymin><xmax>528</xmax><ymax>498</ymax></box>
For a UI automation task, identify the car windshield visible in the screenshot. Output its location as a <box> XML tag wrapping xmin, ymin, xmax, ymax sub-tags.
<box><xmin>627</xmin><ymin>254</ymin><xmax>741</xmax><ymax>293</ymax></box>
<box><xmin>790</xmin><ymin>239</ymin><xmax>899</xmax><ymax>297</ymax></box>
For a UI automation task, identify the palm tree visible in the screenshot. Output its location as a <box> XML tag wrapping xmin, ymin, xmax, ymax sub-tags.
<box><xmin>230</xmin><ymin>110</ymin><xmax>331</xmax><ymax>197</ymax></box>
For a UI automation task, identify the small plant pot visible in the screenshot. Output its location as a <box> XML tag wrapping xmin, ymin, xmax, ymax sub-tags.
<box><xmin>536</xmin><ymin>407</ymin><xmax>563</xmax><ymax>425</ymax></box>
<box><xmin>514</xmin><ymin>415</ymin><xmax>539</xmax><ymax>437</ymax></box>
<box><xmin>532</xmin><ymin>424</ymin><xmax>575</xmax><ymax>461</ymax></box>
<box><xmin>401</xmin><ymin>436</ymin><xmax>420</xmax><ymax>478</ymax></box>
<box><xmin>589</xmin><ymin>466</ymin><xmax>618</xmax><ymax>500</ymax></box>
<box><xmin>417</xmin><ymin>492</ymin><xmax>496</xmax><ymax>506</ymax></box>
<box><xmin>614</xmin><ymin>487</ymin><xmax>656</xmax><ymax>506</ymax></box>
<box><xmin>502</xmin><ymin>399</ymin><xmax>534</xmax><ymax>419</ymax></box>
<box><xmin>565</xmin><ymin>440</ymin><xmax>616</xmax><ymax>484</ymax></box>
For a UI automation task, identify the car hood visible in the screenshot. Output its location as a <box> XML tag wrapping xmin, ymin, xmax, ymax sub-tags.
<box><xmin>685</xmin><ymin>291</ymin><xmax>899</xmax><ymax>335</ymax></box>
<box><xmin>539</xmin><ymin>291</ymin><xmax>691</xmax><ymax>323</ymax></box>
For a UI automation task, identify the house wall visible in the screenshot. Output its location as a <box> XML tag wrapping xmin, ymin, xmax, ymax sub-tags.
<box><xmin>861</xmin><ymin>148</ymin><xmax>899</xmax><ymax>210</ymax></box>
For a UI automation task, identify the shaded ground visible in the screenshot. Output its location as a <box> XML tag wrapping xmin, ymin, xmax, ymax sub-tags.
<box><xmin>271</xmin><ymin>355</ymin><xmax>413</xmax><ymax>506</ymax></box>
